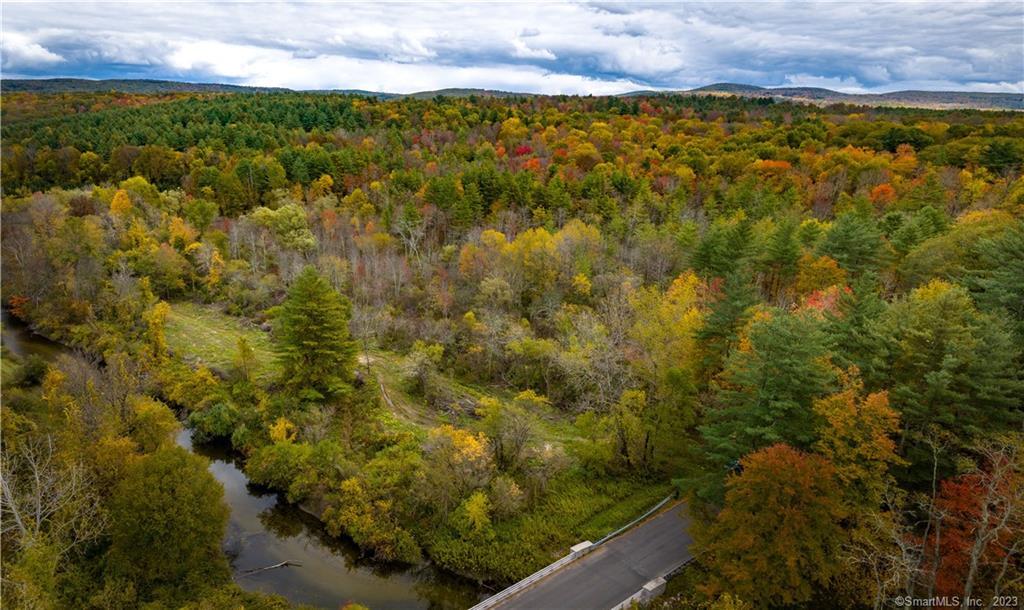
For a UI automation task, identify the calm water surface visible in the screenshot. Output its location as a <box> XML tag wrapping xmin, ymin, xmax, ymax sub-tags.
<box><xmin>1</xmin><ymin>309</ymin><xmax>65</xmax><ymax>360</ymax></box>
<box><xmin>178</xmin><ymin>430</ymin><xmax>485</xmax><ymax>610</ymax></box>
<box><xmin>2</xmin><ymin>311</ymin><xmax>486</xmax><ymax>610</ymax></box>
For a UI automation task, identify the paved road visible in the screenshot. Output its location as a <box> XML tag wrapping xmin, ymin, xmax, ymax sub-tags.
<box><xmin>495</xmin><ymin>503</ymin><xmax>693</xmax><ymax>610</ymax></box>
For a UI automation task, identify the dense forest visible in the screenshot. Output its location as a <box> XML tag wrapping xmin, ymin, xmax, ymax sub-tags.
<box><xmin>2</xmin><ymin>89</ymin><xmax>1022</xmax><ymax>609</ymax></box>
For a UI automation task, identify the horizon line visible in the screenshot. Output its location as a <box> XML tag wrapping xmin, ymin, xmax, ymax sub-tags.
<box><xmin>4</xmin><ymin>76</ymin><xmax>1023</xmax><ymax>98</ymax></box>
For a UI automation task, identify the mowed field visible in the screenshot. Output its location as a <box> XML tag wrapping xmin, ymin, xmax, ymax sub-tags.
<box><xmin>164</xmin><ymin>302</ymin><xmax>277</xmax><ymax>378</ymax></box>
<box><xmin>165</xmin><ymin>302</ymin><xmax>589</xmax><ymax>444</ymax></box>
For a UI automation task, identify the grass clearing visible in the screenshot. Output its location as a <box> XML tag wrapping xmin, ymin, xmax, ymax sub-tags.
<box><xmin>424</xmin><ymin>474</ymin><xmax>672</xmax><ymax>583</ymax></box>
<box><xmin>364</xmin><ymin>350</ymin><xmax>445</xmax><ymax>429</ymax></box>
<box><xmin>368</xmin><ymin>348</ymin><xmax>583</xmax><ymax>443</ymax></box>
<box><xmin>165</xmin><ymin>302</ymin><xmax>277</xmax><ymax>379</ymax></box>
<box><xmin>165</xmin><ymin>302</ymin><xmax>582</xmax><ymax>445</ymax></box>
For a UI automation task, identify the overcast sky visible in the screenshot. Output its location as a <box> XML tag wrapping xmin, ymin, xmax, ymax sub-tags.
<box><xmin>2</xmin><ymin>1</ymin><xmax>1022</xmax><ymax>94</ymax></box>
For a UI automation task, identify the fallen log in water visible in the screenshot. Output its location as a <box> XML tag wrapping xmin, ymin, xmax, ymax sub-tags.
<box><xmin>240</xmin><ymin>560</ymin><xmax>303</xmax><ymax>576</ymax></box>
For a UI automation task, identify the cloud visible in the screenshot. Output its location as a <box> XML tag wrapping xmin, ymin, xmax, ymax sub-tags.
<box><xmin>511</xmin><ymin>39</ymin><xmax>556</xmax><ymax>61</ymax></box>
<box><xmin>1</xmin><ymin>2</ymin><xmax>1021</xmax><ymax>94</ymax></box>
<box><xmin>168</xmin><ymin>40</ymin><xmax>642</xmax><ymax>94</ymax></box>
<box><xmin>1</xmin><ymin>31</ymin><xmax>63</xmax><ymax>70</ymax></box>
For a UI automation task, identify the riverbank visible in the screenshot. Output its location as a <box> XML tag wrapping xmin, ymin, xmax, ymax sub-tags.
<box><xmin>4</xmin><ymin>302</ymin><xmax>675</xmax><ymax>600</ymax></box>
<box><xmin>178</xmin><ymin>429</ymin><xmax>486</xmax><ymax>609</ymax></box>
<box><xmin>1</xmin><ymin>311</ymin><xmax>485</xmax><ymax>610</ymax></box>
<box><xmin>164</xmin><ymin>301</ymin><xmax>676</xmax><ymax>583</ymax></box>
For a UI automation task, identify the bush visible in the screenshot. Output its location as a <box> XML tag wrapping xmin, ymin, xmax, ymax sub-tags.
<box><xmin>323</xmin><ymin>478</ymin><xmax>422</xmax><ymax>564</ymax></box>
<box><xmin>158</xmin><ymin>360</ymin><xmax>223</xmax><ymax>410</ymax></box>
<box><xmin>188</xmin><ymin>402</ymin><xmax>241</xmax><ymax>442</ymax></box>
<box><xmin>245</xmin><ymin>441</ymin><xmax>313</xmax><ymax>499</ymax></box>
<box><xmin>12</xmin><ymin>354</ymin><xmax>49</xmax><ymax>387</ymax></box>
<box><xmin>489</xmin><ymin>475</ymin><xmax>525</xmax><ymax>519</ymax></box>
<box><xmin>127</xmin><ymin>395</ymin><xmax>178</xmax><ymax>452</ymax></box>
<box><xmin>403</xmin><ymin>340</ymin><xmax>444</xmax><ymax>399</ymax></box>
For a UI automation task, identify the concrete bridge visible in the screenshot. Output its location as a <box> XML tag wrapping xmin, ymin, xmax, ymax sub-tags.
<box><xmin>469</xmin><ymin>499</ymin><xmax>693</xmax><ymax>610</ymax></box>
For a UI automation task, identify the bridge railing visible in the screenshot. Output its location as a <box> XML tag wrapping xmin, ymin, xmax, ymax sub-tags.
<box><xmin>593</xmin><ymin>493</ymin><xmax>674</xmax><ymax>546</ymax></box>
<box><xmin>468</xmin><ymin>492</ymin><xmax>677</xmax><ymax>610</ymax></box>
<box><xmin>467</xmin><ymin>542</ymin><xmax>594</xmax><ymax>610</ymax></box>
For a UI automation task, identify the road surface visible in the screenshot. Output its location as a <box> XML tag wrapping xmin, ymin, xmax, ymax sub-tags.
<box><xmin>495</xmin><ymin>503</ymin><xmax>692</xmax><ymax>610</ymax></box>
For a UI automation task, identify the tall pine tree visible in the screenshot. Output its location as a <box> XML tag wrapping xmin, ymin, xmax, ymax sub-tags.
<box><xmin>695</xmin><ymin>310</ymin><xmax>837</xmax><ymax>504</ymax></box>
<box><xmin>697</xmin><ymin>272</ymin><xmax>758</xmax><ymax>382</ymax></box>
<box><xmin>274</xmin><ymin>266</ymin><xmax>357</xmax><ymax>402</ymax></box>
<box><xmin>758</xmin><ymin>217</ymin><xmax>801</xmax><ymax>303</ymax></box>
<box><xmin>871</xmin><ymin>280</ymin><xmax>1023</xmax><ymax>484</ymax></box>
<box><xmin>826</xmin><ymin>272</ymin><xmax>887</xmax><ymax>378</ymax></box>
<box><xmin>820</xmin><ymin>212</ymin><xmax>885</xmax><ymax>276</ymax></box>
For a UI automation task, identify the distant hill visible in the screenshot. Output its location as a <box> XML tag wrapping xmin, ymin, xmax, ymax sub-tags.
<box><xmin>657</xmin><ymin>83</ymin><xmax>1024</xmax><ymax>111</ymax></box>
<box><xmin>690</xmin><ymin>83</ymin><xmax>767</xmax><ymax>94</ymax></box>
<box><xmin>3</xmin><ymin>78</ymin><xmax>410</xmax><ymax>99</ymax></box>
<box><xmin>3</xmin><ymin>80</ymin><xmax>539</xmax><ymax>100</ymax></box>
<box><xmin>309</xmin><ymin>89</ymin><xmax>401</xmax><ymax>99</ymax></box>
<box><xmin>402</xmin><ymin>88</ymin><xmax>536</xmax><ymax>100</ymax></box>
<box><xmin>4</xmin><ymin>78</ymin><xmax>1020</xmax><ymax>111</ymax></box>
<box><xmin>1</xmin><ymin>78</ymin><xmax>292</xmax><ymax>94</ymax></box>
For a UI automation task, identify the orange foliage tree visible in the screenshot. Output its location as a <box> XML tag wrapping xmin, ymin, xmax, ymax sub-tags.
<box><xmin>698</xmin><ymin>444</ymin><xmax>847</xmax><ymax>606</ymax></box>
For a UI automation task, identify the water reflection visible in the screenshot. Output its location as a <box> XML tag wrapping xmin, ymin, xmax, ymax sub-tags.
<box><xmin>179</xmin><ymin>430</ymin><xmax>485</xmax><ymax>610</ymax></box>
<box><xmin>1</xmin><ymin>309</ymin><xmax>65</xmax><ymax>361</ymax></box>
<box><xmin>3</xmin><ymin>311</ymin><xmax>484</xmax><ymax>610</ymax></box>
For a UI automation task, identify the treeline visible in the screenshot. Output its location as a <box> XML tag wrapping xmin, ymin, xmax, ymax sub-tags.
<box><xmin>2</xmin><ymin>91</ymin><xmax>1023</xmax><ymax>608</ymax></box>
<box><xmin>4</xmin><ymin>92</ymin><xmax>1022</xmax><ymax>196</ymax></box>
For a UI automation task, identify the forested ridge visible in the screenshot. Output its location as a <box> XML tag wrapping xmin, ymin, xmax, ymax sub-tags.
<box><xmin>2</xmin><ymin>90</ymin><xmax>1022</xmax><ymax>609</ymax></box>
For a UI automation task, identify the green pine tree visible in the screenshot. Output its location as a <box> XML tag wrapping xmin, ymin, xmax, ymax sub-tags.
<box><xmin>695</xmin><ymin>219</ymin><xmax>755</xmax><ymax>279</ymax></box>
<box><xmin>696</xmin><ymin>311</ymin><xmax>837</xmax><ymax>504</ymax></box>
<box><xmin>968</xmin><ymin>221</ymin><xmax>1024</xmax><ymax>342</ymax></box>
<box><xmin>759</xmin><ymin>218</ymin><xmax>801</xmax><ymax>301</ymax></box>
<box><xmin>870</xmin><ymin>280</ymin><xmax>1023</xmax><ymax>484</ymax></box>
<box><xmin>819</xmin><ymin>212</ymin><xmax>885</xmax><ymax>276</ymax></box>
<box><xmin>697</xmin><ymin>272</ymin><xmax>758</xmax><ymax>381</ymax></box>
<box><xmin>825</xmin><ymin>272</ymin><xmax>887</xmax><ymax>378</ymax></box>
<box><xmin>274</xmin><ymin>266</ymin><xmax>357</xmax><ymax>402</ymax></box>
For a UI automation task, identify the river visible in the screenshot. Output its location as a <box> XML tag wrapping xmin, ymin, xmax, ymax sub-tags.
<box><xmin>1</xmin><ymin>311</ymin><xmax>485</xmax><ymax>610</ymax></box>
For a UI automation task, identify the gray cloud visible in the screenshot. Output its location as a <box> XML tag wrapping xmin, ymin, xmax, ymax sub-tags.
<box><xmin>2</xmin><ymin>1</ymin><xmax>1021</xmax><ymax>93</ymax></box>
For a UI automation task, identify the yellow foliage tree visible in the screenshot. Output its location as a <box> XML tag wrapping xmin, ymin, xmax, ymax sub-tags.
<box><xmin>167</xmin><ymin>216</ymin><xmax>199</xmax><ymax>251</ymax></box>
<box><xmin>506</xmin><ymin>227</ymin><xmax>559</xmax><ymax>299</ymax></box>
<box><xmin>143</xmin><ymin>301</ymin><xmax>171</xmax><ymax>361</ymax></box>
<box><xmin>498</xmin><ymin>117</ymin><xmax>528</xmax><ymax>142</ymax></box>
<box><xmin>630</xmin><ymin>271</ymin><xmax>705</xmax><ymax>391</ymax></box>
<box><xmin>269</xmin><ymin>417</ymin><xmax>297</xmax><ymax>443</ymax></box>
<box><xmin>813</xmin><ymin>370</ymin><xmax>902</xmax><ymax>510</ymax></box>
<box><xmin>310</xmin><ymin>173</ymin><xmax>335</xmax><ymax>200</ymax></box>
<box><xmin>553</xmin><ymin>218</ymin><xmax>602</xmax><ymax>279</ymax></box>
<box><xmin>423</xmin><ymin>425</ymin><xmax>493</xmax><ymax>514</ymax></box>
<box><xmin>205</xmin><ymin>247</ymin><xmax>224</xmax><ymax>289</ymax></box>
<box><xmin>109</xmin><ymin>189</ymin><xmax>133</xmax><ymax>218</ymax></box>
<box><xmin>462</xmin><ymin>490</ymin><xmax>492</xmax><ymax>535</ymax></box>
<box><xmin>571</xmin><ymin>273</ymin><xmax>592</xmax><ymax>297</ymax></box>
<box><xmin>795</xmin><ymin>253</ymin><xmax>847</xmax><ymax>297</ymax></box>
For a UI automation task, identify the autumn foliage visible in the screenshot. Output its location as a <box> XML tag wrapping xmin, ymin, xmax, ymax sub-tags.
<box><xmin>699</xmin><ymin>444</ymin><xmax>847</xmax><ymax>606</ymax></box>
<box><xmin>2</xmin><ymin>89</ymin><xmax>1022</xmax><ymax>606</ymax></box>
